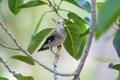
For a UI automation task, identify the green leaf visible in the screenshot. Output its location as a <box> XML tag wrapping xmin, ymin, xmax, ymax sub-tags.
<box><xmin>8</xmin><ymin>0</ymin><xmax>23</xmax><ymax>14</ymax></box>
<box><xmin>113</xmin><ymin>30</ymin><xmax>120</xmax><ymax>58</ymax></box>
<box><xmin>96</xmin><ymin>0</ymin><xmax>120</xmax><ymax>38</ymax></box>
<box><xmin>16</xmin><ymin>74</ymin><xmax>33</xmax><ymax>80</ymax></box>
<box><xmin>0</xmin><ymin>77</ymin><xmax>8</xmax><ymax>80</ymax></box>
<box><xmin>109</xmin><ymin>63</ymin><xmax>120</xmax><ymax>71</ymax></box>
<box><xmin>27</xmin><ymin>28</ymin><xmax>53</xmax><ymax>54</ymax></box>
<box><xmin>64</xmin><ymin>23</ymin><xmax>86</xmax><ymax>60</ymax></box>
<box><xmin>64</xmin><ymin>0</ymin><xmax>91</xmax><ymax>13</ymax></box>
<box><xmin>67</xmin><ymin>12</ymin><xmax>86</xmax><ymax>24</ymax></box>
<box><xmin>11</xmin><ymin>55</ymin><xmax>35</xmax><ymax>65</ymax></box>
<box><xmin>116</xmin><ymin>77</ymin><xmax>120</xmax><ymax>80</ymax></box>
<box><xmin>0</xmin><ymin>57</ymin><xmax>3</xmax><ymax>62</ymax></box>
<box><xmin>19</xmin><ymin>0</ymin><xmax>47</xmax><ymax>8</ymax></box>
<box><xmin>33</xmin><ymin>11</ymin><xmax>53</xmax><ymax>36</ymax></box>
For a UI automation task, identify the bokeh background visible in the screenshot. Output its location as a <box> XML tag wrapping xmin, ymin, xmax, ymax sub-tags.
<box><xmin>0</xmin><ymin>0</ymin><xmax>119</xmax><ymax>80</ymax></box>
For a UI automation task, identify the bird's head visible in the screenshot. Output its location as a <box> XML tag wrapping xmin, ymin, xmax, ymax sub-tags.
<box><xmin>52</xmin><ymin>18</ymin><xmax>64</xmax><ymax>30</ymax></box>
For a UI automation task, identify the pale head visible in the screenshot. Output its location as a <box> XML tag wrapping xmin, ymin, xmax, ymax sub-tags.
<box><xmin>52</xmin><ymin>18</ymin><xmax>64</xmax><ymax>30</ymax></box>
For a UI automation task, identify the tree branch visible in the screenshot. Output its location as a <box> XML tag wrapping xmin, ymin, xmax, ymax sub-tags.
<box><xmin>0</xmin><ymin>42</ymin><xmax>20</xmax><ymax>50</ymax></box>
<box><xmin>73</xmin><ymin>0</ymin><xmax>96</xmax><ymax>80</ymax></box>
<box><xmin>0</xmin><ymin>57</ymin><xmax>17</xmax><ymax>78</ymax></box>
<box><xmin>0</xmin><ymin>21</ymin><xmax>76</xmax><ymax>77</ymax></box>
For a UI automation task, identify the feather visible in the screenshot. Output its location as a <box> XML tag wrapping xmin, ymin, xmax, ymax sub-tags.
<box><xmin>38</xmin><ymin>30</ymin><xmax>56</xmax><ymax>52</ymax></box>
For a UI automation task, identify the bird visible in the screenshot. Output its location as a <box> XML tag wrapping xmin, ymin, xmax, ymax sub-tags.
<box><xmin>38</xmin><ymin>18</ymin><xmax>66</xmax><ymax>59</ymax></box>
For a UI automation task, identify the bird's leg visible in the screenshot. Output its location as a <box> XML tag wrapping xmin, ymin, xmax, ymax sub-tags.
<box><xmin>57</xmin><ymin>44</ymin><xmax>62</xmax><ymax>53</ymax></box>
<box><xmin>50</xmin><ymin>49</ymin><xmax>60</xmax><ymax>59</ymax></box>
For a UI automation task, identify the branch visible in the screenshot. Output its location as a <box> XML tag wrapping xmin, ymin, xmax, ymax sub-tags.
<box><xmin>0</xmin><ymin>57</ymin><xmax>17</xmax><ymax>78</ymax></box>
<box><xmin>0</xmin><ymin>42</ymin><xmax>20</xmax><ymax>50</ymax></box>
<box><xmin>73</xmin><ymin>0</ymin><xmax>96</xmax><ymax>80</ymax></box>
<box><xmin>47</xmin><ymin>0</ymin><xmax>58</xmax><ymax>13</ymax></box>
<box><xmin>0</xmin><ymin>21</ymin><xmax>76</xmax><ymax>77</ymax></box>
<box><xmin>53</xmin><ymin>57</ymin><xmax>58</xmax><ymax>80</ymax></box>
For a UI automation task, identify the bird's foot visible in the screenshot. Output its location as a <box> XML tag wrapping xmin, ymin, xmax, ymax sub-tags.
<box><xmin>55</xmin><ymin>53</ymin><xmax>60</xmax><ymax>60</ymax></box>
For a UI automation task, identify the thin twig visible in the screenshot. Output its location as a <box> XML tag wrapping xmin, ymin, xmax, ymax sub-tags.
<box><xmin>0</xmin><ymin>21</ymin><xmax>76</xmax><ymax>77</ymax></box>
<box><xmin>0</xmin><ymin>42</ymin><xmax>20</xmax><ymax>50</ymax></box>
<box><xmin>47</xmin><ymin>0</ymin><xmax>58</xmax><ymax>13</ymax></box>
<box><xmin>53</xmin><ymin>47</ymin><xmax>61</xmax><ymax>80</ymax></box>
<box><xmin>53</xmin><ymin>58</ymin><xmax>58</xmax><ymax>80</ymax></box>
<box><xmin>47</xmin><ymin>0</ymin><xmax>65</xmax><ymax>19</ymax></box>
<box><xmin>73</xmin><ymin>0</ymin><xmax>96</xmax><ymax>80</ymax></box>
<box><xmin>0</xmin><ymin>57</ymin><xmax>17</xmax><ymax>78</ymax></box>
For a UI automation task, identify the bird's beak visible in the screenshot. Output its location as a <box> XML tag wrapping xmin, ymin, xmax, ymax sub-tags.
<box><xmin>52</xmin><ymin>18</ymin><xmax>57</xmax><ymax>23</ymax></box>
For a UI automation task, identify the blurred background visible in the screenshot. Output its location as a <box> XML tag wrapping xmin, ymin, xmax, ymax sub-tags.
<box><xmin>0</xmin><ymin>0</ymin><xmax>119</xmax><ymax>80</ymax></box>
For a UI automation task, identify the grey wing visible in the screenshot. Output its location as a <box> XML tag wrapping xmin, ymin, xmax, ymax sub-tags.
<box><xmin>38</xmin><ymin>30</ymin><xmax>56</xmax><ymax>51</ymax></box>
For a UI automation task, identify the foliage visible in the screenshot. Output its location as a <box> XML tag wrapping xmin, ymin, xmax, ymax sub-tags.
<box><xmin>1</xmin><ymin>0</ymin><xmax>120</xmax><ymax>80</ymax></box>
<box><xmin>11</xmin><ymin>55</ymin><xmax>35</xmax><ymax>65</ymax></box>
<box><xmin>96</xmin><ymin>0</ymin><xmax>120</xmax><ymax>38</ymax></box>
<box><xmin>113</xmin><ymin>30</ymin><xmax>120</xmax><ymax>58</ymax></box>
<box><xmin>16</xmin><ymin>74</ymin><xmax>33</xmax><ymax>80</ymax></box>
<box><xmin>0</xmin><ymin>77</ymin><xmax>8</xmax><ymax>80</ymax></box>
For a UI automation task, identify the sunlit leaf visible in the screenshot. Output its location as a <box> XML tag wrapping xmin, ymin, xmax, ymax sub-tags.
<box><xmin>64</xmin><ymin>22</ymin><xmax>86</xmax><ymax>60</ymax></box>
<box><xmin>96</xmin><ymin>2</ymin><xmax>103</xmax><ymax>11</ymax></box>
<box><xmin>8</xmin><ymin>0</ymin><xmax>23</xmax><ymax>14</ymax></box>
<box><xmin>11</xmin><ymin>55</ymin><xmax>35</xmax><ymax>65</ymax></box>
<box><xmin>19</xmin><ymin>0</ymin><xmax>47</xmax><ymax>8</ymax></box>
<box><xmin>27</xmin><ymin>28</ymin><xmax>53</xmax><ymax>54</ymax></box>
<box><xmin>116</xmin><ymin>77</ymin><xmax>120</xmax><ymax>80</ymax></box>
<box><xmin>96</xmin><ymin>0</ymin><xmax>120</xmax><ymax>38</ymax></box>
<box><xmin>0</xmin><ymin>77</ymin><xmax>8</xmax><ymax>80</ymax></box>
<box><xmin>16</xmin><ymin>74</ymin><xmax>33</xmax><ymax>80</ymax></box>
<box><xmin>109</xmin><ymin>63</ymin><xmax>120</xmax><ymax>71</ymax></box>
<box><xmin>95</xmin><ymin>56</ymin><xmax>113</xmax><ymax>63</ymax></box>
<box><xmin>113</xmin><ymin>31</ymin><xmax>120</xmax><ymax>58</ymax></box>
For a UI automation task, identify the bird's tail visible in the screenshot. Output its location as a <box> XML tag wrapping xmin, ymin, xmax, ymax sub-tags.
<box><xmin>38</xmin><ymin>44</ymin><xmax>49</xmax><ymax>52</ymax></box>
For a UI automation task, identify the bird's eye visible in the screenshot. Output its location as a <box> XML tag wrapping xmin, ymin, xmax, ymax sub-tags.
<box><xmin>57</xmin><ymin>22</ymin><xmax>60</xmax><ymax>24</ymax></box>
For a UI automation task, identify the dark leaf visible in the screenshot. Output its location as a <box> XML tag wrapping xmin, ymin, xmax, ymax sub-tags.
<box><xmin>8</xmin><ymin>0</ymin><xmax>23</xmax><ymax>14</ymax></box>
<box><xmin>113</xmin><ymin>31</ymin><xmax>120</xmax><ymax>58</ymax></box>
<box><xmin>75</xmin><ymin>0</ymin><xmax>91</xmax><ymax>13</ymax></box>
<box><xmin>27</xmin><ymin>28</ymin><xmax>53</xmax><ymax>54</ymax></box>
<box><xmin>0</xmin><ymin>77</ymin><xmax>8</xmax><ymax>80</ymax></box>
<box><xmin>19</xmin><ymin>0</ymin><xmax>47</xmax><ymax>8</ymax></box>
<box><xmin>11</xmin><ymin>55</ymin><xmax>35</xmax><ymax>65</ymax></box>
<box><xmin>64</xmin><ymin>0</ymin><xmax>91</xmax><ymax>13</ymax></box>
<box><xmin>109</xmin><ymin>63</ymin><xmax>120</xmax><ymax>71</ymax></box>
<box><xmin>16</xmin><ymin>74</ymin><xmax>33</xmax><ymax>80</ymax></box>
<box><xmin>96</xmin><ymin>0</ymin><xmax>120</xmax><ymax>38</ymax></box>
<box><xmin>0</xmin><ymin>57</ymin><xmax>3</xmax><ymax>62</ymax></box>
<box><xmin>83</xmin><ymin>17</ymin><xmax>91</xmax><ymax>25</ymax></box>
<box><xmin>0</xmin><ymin>0</ymin><xmax>2</xmax><ymax>3</ymax></box>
